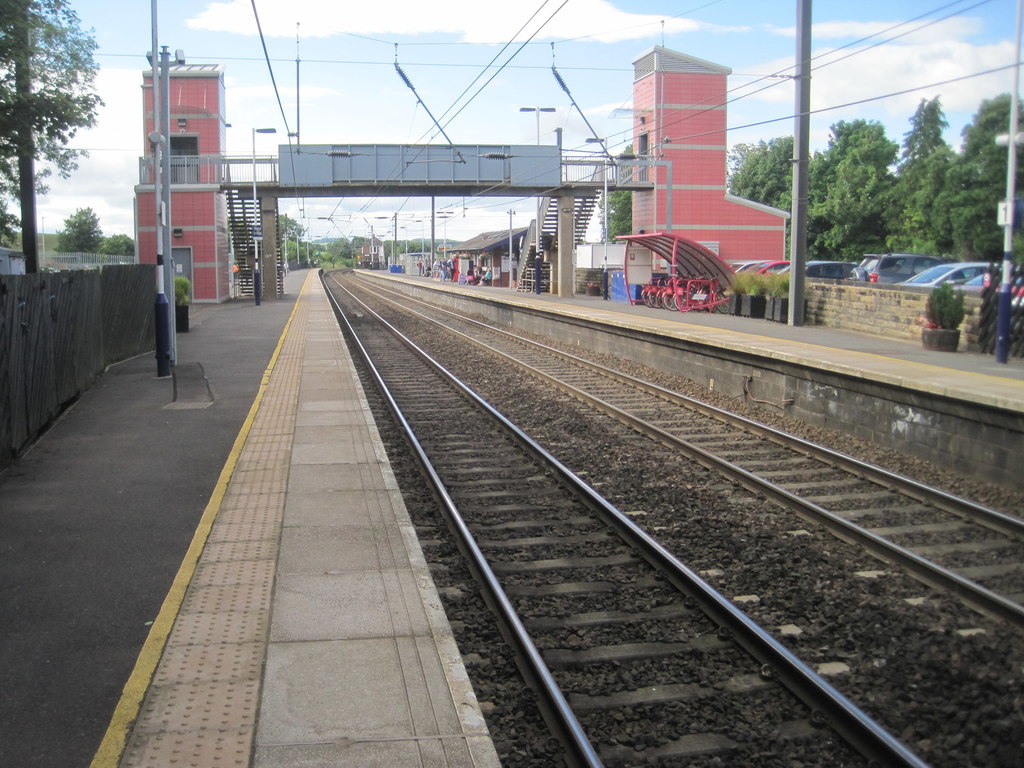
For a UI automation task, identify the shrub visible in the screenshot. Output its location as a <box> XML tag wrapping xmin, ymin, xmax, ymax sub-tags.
<box><xmin>763</xmin><ymin>273</ymin><xmax>790</xmax><ymax>298</ymax></box>
<box><xmin>925</xmin><ymin>282</ymin><xmax>964</xmax><ymax>330</ymax></box>
<box><xmin>174</xmin><ymin>276</ymin><xmax>192</xmax><ymax>306</ymax></box>
<box><xmin>730</xmin><ymin>271</ymin><xmax>755</xmax><ymax>295</ymax></box>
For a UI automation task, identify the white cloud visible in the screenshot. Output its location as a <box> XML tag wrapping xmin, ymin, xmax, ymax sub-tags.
<box><xmin>186</xmin><ymin>0</ymin><xmax>721</xmax><ymax>44</ymax></box>
<box><xmin>768</xmin><ymin>15</ymin><xmax>985</xmax><ymax>43</ymax></box>
<box><xmin>39</xmin><ymin>68</ymin><xmax>142</xmax><ymax>237</ymax></box>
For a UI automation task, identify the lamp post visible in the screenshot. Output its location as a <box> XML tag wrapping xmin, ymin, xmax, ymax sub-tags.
<box><xmin>520</xmin><ymin>107</ymin><xmax>555</xmax><ymax>294</ymax></box>
<box><xmin>507</xmin><ymin>209</ymin><xmax>516</xmax><ymax>290</ymax></box>
<box><xmin>587</xmin><ymin>138</ymin><xmax>612</xmax><ymax>299</ymax></box>
<box><xmin>252</xmin><ymin>126</ymin><xmax>276</xmax><ymax>305</ymax></box>
<box><xmin>996</xmin><ymin>0</ymin><xmax>1023</xmax><ymax>363</ymax></box>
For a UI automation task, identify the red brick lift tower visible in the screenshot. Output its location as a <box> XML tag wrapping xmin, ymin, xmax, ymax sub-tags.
<box><xmin>135</xmin><ymin>58</ymin><xmax>233</xmax><ymax>303</ymax></box>
<box><xmin>629</xmin><ymin>46</ymin><xmax>788</xmax><ymax>262</ymax></box>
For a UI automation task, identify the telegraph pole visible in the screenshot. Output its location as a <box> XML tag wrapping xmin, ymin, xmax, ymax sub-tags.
<box><xmin>788</xmin><ymin>0</ymin><xmax>811</xmax><ymax>327</ymax></box>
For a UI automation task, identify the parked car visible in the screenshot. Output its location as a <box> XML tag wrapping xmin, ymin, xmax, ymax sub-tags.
<box><xmin>732</xmin><ymin>260</ymin><xmax>769</xmax><ymax>273</ymax></box>
<box><xmin>752</xmin><ymin>260</ymin><xmax>791</xmax><ymax>274</ymax></box>
<box><xmin>785</xmin><ymin>260</ymin><xmax>858</xmax><ymax>279</ymax></box>
<box><xmin>963</xmin><ymin>271</ymin><xmax>1024</xmax><ymax>304</ymax></box>
<box><xmin>852</xmin><ymin>253</ymin><xmax>947</xmax><ymax>283</ymax></box>
<box><xmin>897</xmin><ymin>261</ymin><xmax>990</xmax><ymax>288</ymax></box>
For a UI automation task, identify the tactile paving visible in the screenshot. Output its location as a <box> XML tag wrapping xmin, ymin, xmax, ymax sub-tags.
<box><xmin>117</xmin><ymin>276</ymin><xmax>315</xmax><ymax>766</ymax></box>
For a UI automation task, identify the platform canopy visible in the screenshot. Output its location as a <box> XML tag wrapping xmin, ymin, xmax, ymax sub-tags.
<box><xmin>618</xmin><ymin>232</ymin><xmax>735</xmax><ymax>287</ymax></box>
<box><xmin>452</xmin><ymin>227</ymin><xmax>530</xmax><ymax>254</ymax></box>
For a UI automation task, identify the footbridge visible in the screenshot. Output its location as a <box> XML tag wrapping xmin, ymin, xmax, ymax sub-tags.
<box><xmin>142</xmin><ymin>143</ymin><xmax>653</xmax><ymax>298</ymax></box>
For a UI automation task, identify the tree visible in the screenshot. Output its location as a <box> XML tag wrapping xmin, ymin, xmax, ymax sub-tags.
<box><xmin>727</xmin><ymin>136</ymin><xmax>794</xmax><ymax>212</ymax></box>
<box><xmin>808</xmin><ymin>120</ymin><xmax>898</xmax><ymax>260</ymax></box>
<box><xmin>277</xmin><ymin>213</ymin><xmax>303</xmax><ymax>242</ymax></box>
<box><xmin>941</xmin><ymin>94</ymin><xmax>1024</xmax><ymax>260</ymax></box>
<box><xmin>888</xmin><ymin>97</ymin><xmax>954</xmax><ymax>254</ymax></box>
<box><xmin>607</xmin><ymin>188</ymin><xmax>632</xmax><ymax>238</ymax></box>
<box><xmin>0</xmin><ymin>1</ymin><xmax>102</xmax><ymax>244</ymax></box>
<box><xmin>100</xmin><ymin>233</ymin><xmax>134</xmax><ymax>256</ymax></box>
<box><xmin>59</xmin><ymin>206</ymin><xmax>101</xmax><ymax>252</ymax></box>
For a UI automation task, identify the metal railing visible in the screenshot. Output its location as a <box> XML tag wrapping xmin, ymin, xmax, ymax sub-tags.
<box><xmin>42</xmin><ymin>252</ymin><xmax>137</xmax><ymax>271</ymax></box>
<box><xmin>138</xmin><ymin>155</ymin><xmax>279</xmax><ymax>186</ymax></box>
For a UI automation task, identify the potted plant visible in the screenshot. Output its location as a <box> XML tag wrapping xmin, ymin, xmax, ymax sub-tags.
<box><xmin>585</xmin><ymin>281</ymin><xmax>601</xmax><ymax>296</ymax></box>
<box><xmin>764</xmin><ymin>273</ymin><xmax>790</xmax><ymax>322</ymax></box>
<box><xmin>174</xmin><ymin>276</ymin><xmax>192</xmax><ymax>333</ymax></box>
<box><xmin>921</xmin><ymin>282</ymin><xmax>964</xmax><ymax>351</ymax></box>
<box><xmin>727</xmin><ymin>272</ymin><xmax>749</xmax><ymax>315</ymax></box>
<box><xmin>738</xmin><ymin>273</ymin><xmax>768</xmax><ymax>318</ymax></box>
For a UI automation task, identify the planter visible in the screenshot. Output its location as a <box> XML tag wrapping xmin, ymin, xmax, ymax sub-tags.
<box><xmin>921</xmin><ymin>327</ymin><xmax>959</xmax><ymax>352</ymax></box>
<box><xmin>740</xmin><ymin>294</ymin><xmax>767</xmax><ymax>319</ymax></box>
<box><xmin>175</xmin><ymin>304</ymin><xmax>190</xmax><ymax>333</ymax></box>
<box><xmin>768</xmin><ymin>297</ymin><xmax>789</xmax><ymax>322</ymax></box>
<box><xmin>727</xmin><ymin>294</ymin><xmax>742</xmax><ymax>315</ymax></box>
<box><xmin>585</xmin><ymin>285</ymin><xmax>601</xmax><ymax>296</ymax></box>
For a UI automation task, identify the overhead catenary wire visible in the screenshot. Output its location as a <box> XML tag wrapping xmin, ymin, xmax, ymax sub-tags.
<box><xmin>246</xmin><ymin>0</ymin><xmax>1004</xmax><ymax>243</ymax></box>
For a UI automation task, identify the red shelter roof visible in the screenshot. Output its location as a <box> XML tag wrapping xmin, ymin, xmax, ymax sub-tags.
<box><xmin>618</xmin><ymin>232</ymin><xmax>735</xmax><ymax>288</ymax></box>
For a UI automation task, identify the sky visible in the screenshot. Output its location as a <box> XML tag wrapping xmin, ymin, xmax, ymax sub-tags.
<box><xmin>36</xmin><ymin>0</ymin><xmax>1022</xmax><ymax>245</ymax></box>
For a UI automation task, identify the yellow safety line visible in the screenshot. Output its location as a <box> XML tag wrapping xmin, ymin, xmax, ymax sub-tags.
<box><xmin>89</xmin><ymin>294</ymin><xmax>303</xmax><ymax>768</ymax></box>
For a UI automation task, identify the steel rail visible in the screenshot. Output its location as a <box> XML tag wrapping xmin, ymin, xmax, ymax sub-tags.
<box><xmin>326</xmin><ymin>271</ymin><xmax>930</xmax><ymax>768</ymax></box>
<box><xmin>363</xmin><ymin>275</ymin><xmax>1024</xmax><ymax>540</ymax></box>
<box><xmin>350</xmin><ymin>277</ymin><xmax>1024</xmax><ymax>629</ymax></box>
<box><xmin>320</xmin><ymin>272</ymin><xmax>603</xmax><ymax>768</ymax></box>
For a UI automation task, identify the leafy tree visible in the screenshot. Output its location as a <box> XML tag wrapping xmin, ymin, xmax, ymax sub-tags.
<box><xmin>808</xmin><ymin>120</ymin><xmax>898</xmax><ymax>260</ymax></box>
<box><xmin>941</xmin><ymin>94</ymin><xmax>1024</xmax><ymax>260</ymax></box>
<box><xmin>607</xmin><ymin>188</ymin><xmax>632</xmax><ymax>238</ymax></box>
<box><xmin>888</xmin><ymin>97</ymin><xmax>954</xmax><ymax>254</ymax></box>
<box><xmin>100</xmin><ymin>233</ymin><xmax>134</xmax><ymax>256</ymax></box>
<box><xmin>277</xmin><ymin>213</ymin><xmax>303</xmax><ymax>242</ymax></box>
<box><xmin>0</xmin><ymin>1</ymin><xmax>102</xmax><ymax>242</ymax></box>
<box><xmin>605</xmin><ymin>145</ymin><xmax>633</xmax><ymax>238</ymax></box>
<box><xmin>59</xmin><ymin>206</ymin><xmax>101</xmax><ymax>252</ymax></box>
<box><xmin>727</xmin><ymin>136</ymin><xmax>794</xmax><ymax>212</ymax></box>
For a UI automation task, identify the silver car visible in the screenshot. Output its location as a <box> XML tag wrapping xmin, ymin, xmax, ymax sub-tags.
<box><xmin>897</xmin><ymin>261</ymin><xmax>990</xmax><ymax>288</ymax></box>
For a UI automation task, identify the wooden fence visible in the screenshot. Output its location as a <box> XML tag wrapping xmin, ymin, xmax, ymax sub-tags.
<box><xmin>0</xmin><ymin>265</ymin><xmax>155</xmax><ymax>471</ymax></box>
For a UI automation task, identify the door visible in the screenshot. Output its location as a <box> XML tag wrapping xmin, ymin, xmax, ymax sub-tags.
<box><xmin>172</xmin><ymin>246</ymin><xmax>194</xmax><ymax>298</ymax></box>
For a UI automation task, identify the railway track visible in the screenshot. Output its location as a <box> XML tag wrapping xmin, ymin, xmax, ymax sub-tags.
<box><xmin>322</xmin><ymin>272</ymin><xmax>928</xmax><ymax>767</ymax></box>
<box><xmin>339</xmin><ymin>273</ymin><xmax>1024</xmax><ymax>629</ymax></box>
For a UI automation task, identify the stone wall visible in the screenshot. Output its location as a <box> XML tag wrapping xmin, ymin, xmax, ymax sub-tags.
<box><xmin>794</xmin><ymin>281</ymin><xmax>981</xmax><ymax>349</ymax></box>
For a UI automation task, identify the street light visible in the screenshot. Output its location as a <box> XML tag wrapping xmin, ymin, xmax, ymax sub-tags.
<box><xmin>588</xmin><ymin>137</ymin><xmax>612</xmax><ymax>299</ymax></box>
<box><xmin>507</xmin><ymin>209</ymin><xmax>516</xmax><ymax>290</ymax></box>
<box><xmin>520</xmin><ymin>107</ymin><xmax>555</xmax><ymax>294</ymax></box>
<box><xmin>252</xmin><ymin>127</ymin><xmax>276</xmax><ymax>305</ymax></box>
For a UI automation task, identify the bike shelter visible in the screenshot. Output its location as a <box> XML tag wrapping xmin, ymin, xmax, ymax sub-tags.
<box><xmin>618</xmin><ymin>232</ymin><xmax>736</xmax><ymax>311</ymax></box>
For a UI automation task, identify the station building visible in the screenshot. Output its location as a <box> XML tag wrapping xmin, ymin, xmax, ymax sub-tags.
<box><xmin>135</xmin><ymin>58</ymin><xmax>234</xmax><ymax>303</ymax></box>
<box><xmin>629</xmin><ymin>47</ymin><xmax>788</xmax><ymax>261</ymax></box>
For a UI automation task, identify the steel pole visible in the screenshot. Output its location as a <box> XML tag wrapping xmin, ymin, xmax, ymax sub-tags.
<box><xmin>997</xmin><ymin>0</ymin><xmax>1023</xmax><ymax>363</ymax></box>
<box><xmin>252</xmin><ymin>128</ymin><xmax>261</xmax><ymax>306</ymax></box>
<box><xmin>788</xmin><ymin>0</ymin><xmax>811</xmax><ymax>327</ymax></box>
<box><xmin>150</xmin><ymin>1</ymin><xmax>171</xmax><ymax>377</ymax></box>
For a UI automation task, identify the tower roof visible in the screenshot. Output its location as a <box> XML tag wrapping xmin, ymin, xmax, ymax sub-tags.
<box><xmin>632</xmin><ymin>46</ymin><xmax>731</xmax><ymax>81</ymax></box>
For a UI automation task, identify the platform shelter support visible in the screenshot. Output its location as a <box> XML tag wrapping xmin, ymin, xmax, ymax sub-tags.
<box><xmin>557</xmin><ymin>194</ymin><xmax>575</xmax><ymax>297</ymax></box>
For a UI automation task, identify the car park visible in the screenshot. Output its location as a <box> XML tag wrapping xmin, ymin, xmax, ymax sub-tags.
<box><xmin>852</xmin><ymin>253</ymin><xmax>947</xmax><ymax>283</ymax></box>
<box><xmin>897</xmin><ymin>262</ymin><xmax>990</xmax><ymax>288</ymax></box>
<box><xmin>731</xmin><ymin>260</ymin><xmax>769</xmax><ymax>273</ymax></box>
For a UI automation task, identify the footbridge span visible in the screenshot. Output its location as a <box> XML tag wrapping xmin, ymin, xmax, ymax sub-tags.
<box><xmin>212</xmin><ymin>143</ymin><xmax>651</xmax><ymax>298</ymax></box>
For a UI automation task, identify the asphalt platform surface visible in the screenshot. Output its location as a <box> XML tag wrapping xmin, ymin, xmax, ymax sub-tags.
<box><xmin>0</xmin><ymin>272</ymin><xmax>301</xmax><ymax>768</ymax></box>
